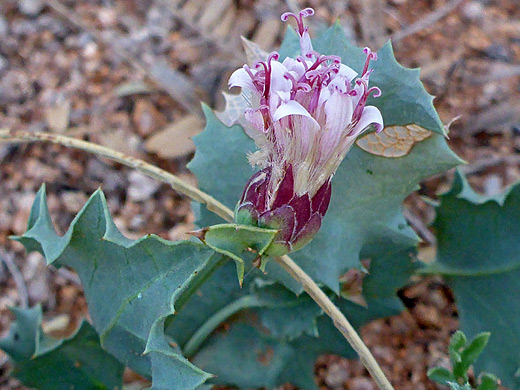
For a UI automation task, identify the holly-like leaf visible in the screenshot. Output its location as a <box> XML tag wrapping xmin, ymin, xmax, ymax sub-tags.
<box><xmin>13</xmin><ymin>186</ymin><xmax>214</xmax><ymax>390</ymax></box>
<box><xmin>0</xmin><ymin>306</ymin><xmax>124</xmax><ymax>390</ymax></box>
<box><xmin>430</xmin><ymin>170</ymin><xmax>520</xmax><ymax>389</ymax></box>
<box><xmin>189</xmin><ymin>28</ymin><xmax>461</xmax><ymax>294</ymax></box>
<box><xmin>253</xmin><ymin>282</ymin><xmax>323</xmax><ymax>340</ymax></box>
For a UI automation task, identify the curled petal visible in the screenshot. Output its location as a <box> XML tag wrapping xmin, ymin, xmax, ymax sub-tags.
<box><xmin>299</xmin><ymin>30</ymin><xmax>313</xmax><ymax>57</ymax></box>
<box><xmin>350</xmin><ymin>106</ymin><xmax>384</xmax><ymax>137</ymax></box>
<box><xmin>229</xmin><ymin>67</ymin><xmax>256</xmax><ymax>91</ymax></box>
<box><xmin>282</xmin><ymin>57</ymin><xmax>306</xmax><ymax>78</ymax></box>
<box><xmin>244</xmin><ymin>108</ymin><xmax>266</xmax><ymax>134</ymax></box>
<box><xmin>269</xmin><ymin>61</ymin><xmax>292</xmax><ymax>92</ymax></box>
<box><xmin>273</xmin><ymin>100</ymin><xmax>313</xmax><ymax>122</ymax></box>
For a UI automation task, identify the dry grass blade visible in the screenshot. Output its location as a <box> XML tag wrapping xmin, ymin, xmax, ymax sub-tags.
<box><xmin>145</xmin><ymin>115</ymin><xmax>204</xmax><ymax>159</ymax></box>
<box><xmin>0</xmin><ymin>250</ymin><xmax>29</xmax><ymax>309</ymax></box>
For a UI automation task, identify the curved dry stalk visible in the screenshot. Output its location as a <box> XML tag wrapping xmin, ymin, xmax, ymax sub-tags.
<box><xmin>0</xmin><ymin>130</ymin><xmax>233</xmax><ymax>222</ymax></box>
<box><xmin>0</xmin><ymin>129</ymin><xmax>394</xmax><ymax>390</ymax></box>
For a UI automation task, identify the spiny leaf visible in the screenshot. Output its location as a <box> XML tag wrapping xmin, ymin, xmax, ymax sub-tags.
<box><xmin>0</xmin><ymin>306</ymin><xmax>124</xmax><ymax>390</ymax></box>
<box><xmin>431</xmin><ymin>170</ymin><xmax>520</xmax><ymax>389</ymax></box>
<box><xmin>0</xmin><ymin>306</ymin><xmax>43</xmax><ymax>362</ymax></box>
<box><xmin>194</xmin><ymin>223</ymin><xmax>278</xmax><ymax>282</ymax></box>
<box><xmin>13</xmin><ymin>186</ymin><xmax>214</xmax><ymax>389</ymax></box>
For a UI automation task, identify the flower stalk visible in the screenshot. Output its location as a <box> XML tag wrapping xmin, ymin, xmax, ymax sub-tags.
<box><xmin>230</xmin><ymin>8</ymin><xmax>383</xmax><ymax>256</ymax></box>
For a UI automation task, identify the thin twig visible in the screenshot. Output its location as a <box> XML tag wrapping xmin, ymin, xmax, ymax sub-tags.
<box><xmin>44</xmin><ymin>0</ymin><xmax>148</xmax><ymax>75</ymax></box>
<box><xmin>359</xmin><ymin>0</ymin><xmax>388</xmax><ymax>49</ymax></box>
<box><xmin>466</xmin><ymin>64</ymin><xmax>520</xmax><ymax>85</ymax></box>
<box><xmin>0</xmin><ymin>250</ymin><xmax>29</xmax><ymax>308</ymax></box>
<box><xmin>392</xmin><ymin>0</ymin><xmax>465</xmax><ymax>43</ymax></box>
<box><xmin>403</xmin><ymin>207</ymin><xmax>436</xmax><ymax>245</ymax></box>
<box><xmin>460</xmin><ymin>155</ymin><xmax>520</xmax><ymax>175</ymax></box>
<box><xmin>0</xmin><ymin>130</ymin><xmax>394</xmax><ymax>390</ymax></box>
<box><xmin>52</xmin><ymin>266</ymin><xmax>81</xmax><ymax>285</ymax></box>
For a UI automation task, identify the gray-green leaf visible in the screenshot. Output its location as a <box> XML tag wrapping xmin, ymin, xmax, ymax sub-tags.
<box><xmin>431</xmin><ymin>170</ymin><xmax>520</xmax><ymax>389</ymax></box>
<box><xmin>13</xmin><ymin>186</ymin><xmax>214</xmax><ymax>389</ymax></box>
<box><xmin>0</xmin><ymin>305</ymin><xmax>124</xmax><ymax>390</ymax></box>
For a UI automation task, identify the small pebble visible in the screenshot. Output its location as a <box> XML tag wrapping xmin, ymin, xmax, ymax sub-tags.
<box><xmin>461</xmin><ymin>1</ymin><xmax>485</xmax><ymax>22</ymax></box>
<box><xmin>483</xmin><ymin>174</ymin><xmax>502</xmax><ymax>196</ymax></box>
<box><xmin>484</xmin><ymin>43</ymin><xmax>511</xmax><ymax>62</ymax></box>
<box><xmin>127</xmin><ymin>171</ymin><xmax>160</xmax><ymax>202</ymax></box>
<box><xmin>0</xmin><ymin>15</ymin><xmax>8</xmax><ymax>36</ymax></box>
<box><xmin>324</xmin><ymin>362</ymin><xmax>350</xmax><ymax>388</ymax></box>
<box><xmin>347</xmin><ymin>377</ymin><xmax>375</xmax><ymax>390</ymax></box>
<box><xmin>0</xmin><ymin>54</ymin><xmax>8</xmax><ymax>74</ymax></box>
<box><xmin>18</xmin><ymin>0</ymin><xmax>45</xmax><ymax>17</ymax></box>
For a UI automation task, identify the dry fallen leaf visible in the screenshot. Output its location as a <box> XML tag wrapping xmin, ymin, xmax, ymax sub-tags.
<box><xmin>45</xmin><ymin>100</ymin><xmax>71</xmax><ymax>133</ymax></box>
<box><xmin>241</xmin><ymin>36</ymin><xmax>269</xmax><ymax>64</ymax></box>
<box><xmin>145</xmin><ymin>115</ymin><xmax>203</xmax><ymax>159</ymax></box>
<box><xmin>355</xmin><ymin>124</ymin><xmax>432</xmax><ymax>158</ymax></box>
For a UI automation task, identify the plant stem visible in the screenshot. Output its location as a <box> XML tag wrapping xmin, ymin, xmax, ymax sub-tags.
<box><xmin>276</xmin><ymin>254</ymin><xmax>394</xmax><ymax>390</ymax></box>
<box><xmin>0</xmin><ymin>130</ymin><xmax>394</xmax><ymax>390</ymax></box>
<box><xmin>183</xmin><ymin>295</ymin><xmax>264</xmax><ymax>358</ymax></box>
<box><xmin>0</xmin><ymin>130</ymin><xmax>234</xmax><ymax>222</ymax></box>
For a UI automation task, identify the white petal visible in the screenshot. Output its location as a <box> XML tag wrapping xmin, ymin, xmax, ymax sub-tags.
<box><xmin>324</xmin><ymin>90</ymin><xmax>354</xmax><ymax>134</ymax></box>
<box><xmin>282</xmin><ymin>57</ymin><xmax>306</xmax><ymax>78</ymax></box>
<box><xmin>273</xmin><ymin>100</ymin><xmax>313</xmax><ymax>122</ymax></box>
<box><xmin>299</xmin><ymin>31</ymin><xmax>313</xmax><ymax>56</ymax></box>
<box><xmin>350</xmin><ymin>106</ymin><xmax>384</xmax><ymax>137</ymax></box>
<box><xmin>276</xmin><ymin>90</ymin><xmax>291</xmax><ymax>103</ymax></box>
<box><xmin>270</xmin><ymin>61</ymin><xmax>292</xmax><ymax>92</ymax></box>
<box><xmin>318</xmin><ymin>87</ymin><xmax>331</xmax><ymax>107</ymax></box>
<box><xmin>338</xmin><ymin>64</ymin><xmax>358</xmax><ymax>82</ymax></box>
<box><xmin>229</xmin><ymin>67</ymin><xmax>256</xmax><ymax>91</ymax></box>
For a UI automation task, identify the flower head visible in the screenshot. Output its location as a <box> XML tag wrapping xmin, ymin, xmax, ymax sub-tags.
<box><xmin>230</xmin><ymin>9</ymin><xmax>383</xmax><ymax>256</ymax></box>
